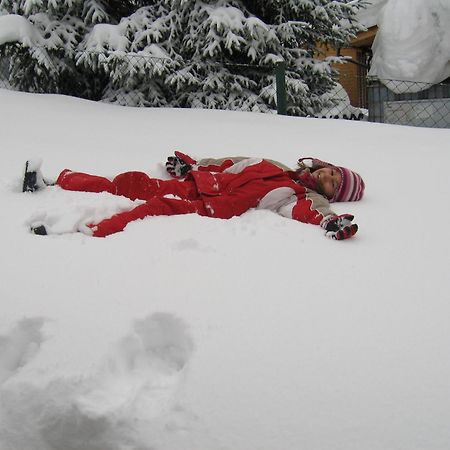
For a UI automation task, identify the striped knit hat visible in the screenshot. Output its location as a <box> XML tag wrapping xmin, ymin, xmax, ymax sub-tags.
<box><xmin>332</xmin><ymin>165</ymin><xmax>365</xmax><ymax>202</ymax></box>
<box><xmin>298</xmin><ymin>157</ymin><xmax>365</xmax><ymax>202</ymax></box>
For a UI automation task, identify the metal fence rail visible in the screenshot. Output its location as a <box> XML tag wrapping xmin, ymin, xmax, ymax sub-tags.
<box><xmin>0</xmin><ymin>46</ymin><xmax>279</xmax><ymax>114</ymax></box>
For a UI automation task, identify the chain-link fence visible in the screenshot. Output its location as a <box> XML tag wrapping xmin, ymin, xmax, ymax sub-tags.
<box><xmin>0</xmin><ymin>46</ymin><xmax>278</xmax><ymax>114</ymax></box>
<box><xmin>86</xmin><ymin>53</ymin><xmax>279</xmax><ymax>114</ymax></box>
<box><xmin>1</xmin><ymin>45</ymin><xmax>449</xmax><ymax>128</ymax></box>
<box><xmin>368</xmin><ymin>78</ymin><xmax>450</xmax><ymax>128</ymax></box>
<box><xmin>0</xmin><ymin>56</ymin><xmax>10</xmax><ymax>89</ymax></box>
<box><xmin>0</xmin><ymin>45</ymin><xmax>368</xmax><ymax>119</ymax></box>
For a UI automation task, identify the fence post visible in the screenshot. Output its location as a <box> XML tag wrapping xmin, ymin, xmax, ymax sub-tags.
<box><xmin>275</xmin><ymin>60</ymin><xmax>287</xmax><ymax>115</ymax></box>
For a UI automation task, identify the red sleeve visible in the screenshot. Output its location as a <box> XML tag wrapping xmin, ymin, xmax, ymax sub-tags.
<box><xmin>197</xmin><ymin>159</ymin><xmax>235</xmax><ymax>173</ymax></box>
<box><xmin>277</xmin><ymin>190</ymin><xmax>335</xmax><ymax>225</ymax></box>
<box><xmin>291</xmin><ymin>196</ymin><xmax>325</xmax><ymax>225</ymax></box>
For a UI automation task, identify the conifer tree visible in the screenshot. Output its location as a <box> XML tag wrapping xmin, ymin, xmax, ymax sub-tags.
<box><xmin>0</xmin><ymin>0</ymin><xmax>366</xmax><ymax>114</ymax></box>
<box><xmin>0</xmin><ymin>0</ymin><xmax>111</xmax><ymax>95</ymax></box>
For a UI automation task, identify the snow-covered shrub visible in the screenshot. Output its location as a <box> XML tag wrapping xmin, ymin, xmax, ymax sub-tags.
<box><xmin>316</xmin><ymin>82</ymin><xmax>368</xmax><ymax>120</ymax></box>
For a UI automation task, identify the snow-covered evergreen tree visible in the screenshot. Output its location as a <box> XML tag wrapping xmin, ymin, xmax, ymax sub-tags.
<box><xmin>0</xmin><ymin>0</ymin><xmax>366</xmax><ymax>114</ymax></box>
<box><xmin>0</xmin><ymin>0</ymin><xmax>112</xmax><ymax>95</ymax></box>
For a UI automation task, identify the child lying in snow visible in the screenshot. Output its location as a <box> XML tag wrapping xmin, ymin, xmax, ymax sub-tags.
<box><xmin>22</xmin><ymin>152</ymin><xmax>364</xmax><ymax>240</ymax></box>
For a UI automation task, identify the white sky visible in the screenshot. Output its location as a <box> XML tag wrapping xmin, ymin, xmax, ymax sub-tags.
<box><xmin>1</xmin><ymin>89</ymin><xmax>450</xmax><ymax>449</ymax></box>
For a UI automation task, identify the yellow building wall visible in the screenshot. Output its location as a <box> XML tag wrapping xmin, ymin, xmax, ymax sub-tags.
<box><xmin>316</xmin><ymin>28</ymin><xmax>377</xmax><ymax>108</ymax></box>
<box><xmin>316</xmin><ymin>44</ymin><xmax>367</xmax><ymax>108</ymax></box>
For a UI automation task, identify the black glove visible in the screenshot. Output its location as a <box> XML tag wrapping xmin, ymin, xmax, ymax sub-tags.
<box><xmin>165</xmin><ymin>151</ymin><xmax>196</xmax><ymax>178</ymax></box>
<box><xmin>321</xmin><ymin>214</ymin><xmax>358</xmax><ymax>240</ymax></box>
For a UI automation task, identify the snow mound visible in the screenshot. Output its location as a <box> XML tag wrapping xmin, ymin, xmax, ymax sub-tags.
<box><xmin>316</xmin><ymin>84</ymin><xmax>367</xmax><ymax>120</ymax></box>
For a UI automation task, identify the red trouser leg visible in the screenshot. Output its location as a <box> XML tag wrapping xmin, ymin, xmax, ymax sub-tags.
<box><xmin>112</xmin><ymin>172</ymin><xmax>198</xmax><ymax>201</ymax></box>
<box><xmin>56</xmin><ymin>170</ymin><xmax>198</xmax><ymax>201</ymax></box>
<box><xmin>91</xmin><ymin>179</ymin><xmax>271</xmax><ymax>236</ymax></box>
<box><xmin>56</xmin><ymin>169</ymin><xmax>116</xmax><ymax>194</ymax></box>
<box><xmin>91</xmin><ymin>197</ymin><xmax>207</xmax><ymax>237</ymax></box>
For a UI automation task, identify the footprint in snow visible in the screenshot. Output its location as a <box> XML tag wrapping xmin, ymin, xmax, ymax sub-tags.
<box><xmin>76</xmin><ymin>312</ymin><xmax>194</xmax><ymax>419</ymax></box>
<box><xmin>0</xmin><ymin>314</ymin><xmax>194</xmax><ymax>450</ymax></box>
<box><xmin>0</xmin><ymin>317</ymin><xmax>46</xmax><ymax>385</ymax></box>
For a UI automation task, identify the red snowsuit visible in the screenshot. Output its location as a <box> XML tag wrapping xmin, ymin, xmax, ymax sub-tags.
<box><xmin>56</xmin><ymin>158</ymin><xmax>335</xmax><ymax>237</ymax></box>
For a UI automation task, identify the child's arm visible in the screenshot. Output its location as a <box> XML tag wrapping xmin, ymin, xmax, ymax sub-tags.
<box><xmin>166</xmin><ymin>152</ymin><xmax>291</xmax><ymax>177</ymax></box>
<box><xmin>166</xmin><ymin>151</ymin><xmax>249</xmax><ymax>177</ymax></box>
<box><xmin>275</xmin><ymin>189</ymin><xmax>358</xmax><ymax>240</ymax></box>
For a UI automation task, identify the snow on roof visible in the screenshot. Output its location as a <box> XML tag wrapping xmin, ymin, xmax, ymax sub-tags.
<box><xmin>358</xmin><ymin>0</ymin><xmax>450</xmax><ymax>91</ymax></box>
<box><xmin>355</xmin><ymin>0</ymin><xmax>388</xmax><ymax>28</ymax></box>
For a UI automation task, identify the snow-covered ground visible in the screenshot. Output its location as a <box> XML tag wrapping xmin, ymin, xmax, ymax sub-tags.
<box><xmin>1</xmin><ymin>89</ymin><xmax>450</xmax><ymax>450</ymax></box>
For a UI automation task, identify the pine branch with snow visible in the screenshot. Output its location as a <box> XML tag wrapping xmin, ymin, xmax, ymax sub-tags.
<box><xmin>0</xmin><ymin>0</ymin><xmax>367</xmax><ymax>114</ymax></box>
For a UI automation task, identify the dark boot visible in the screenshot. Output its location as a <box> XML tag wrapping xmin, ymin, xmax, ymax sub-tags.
<box><xmin>22</xmin><ymin>159</ymin><xmax>48</xmax><ymax>192</ymax></box>
<box><xmin>22</xmin><ymin>161</ymin><xmax>38</xmax><ymax>192</ymax></box>
<box><xmin>31</xmin><ymin>225</ymin><xmax>47</xmax><ymax>236</ymax></box>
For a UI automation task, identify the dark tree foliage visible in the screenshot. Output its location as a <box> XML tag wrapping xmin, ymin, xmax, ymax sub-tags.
<box><xmin>0</xmin><ymin>0</ymin><xmax>366</xmax><ymax>115</ymax></box>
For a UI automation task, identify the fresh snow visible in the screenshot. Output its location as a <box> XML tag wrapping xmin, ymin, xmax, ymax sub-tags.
<box><xmin>356</xmin><ymin>0</ymin><xmax>389</xmax><ymax>28</ymax></box>
<box><xmin>83</xmin><ymin>22</ymin><xmax>130</xmax><ymax>52</ymax></box>
<box><xmin>362</xmin><ymin>0</ymin><xmax>450</xmax><ymax>90</ymax></box>
<box><xmin>0</xmin><ymin>14</ymin><xmax>42</xmax><ymax>46</ymax></box>
<box><xmin>1</xmin><ymin>88</ymin><xmax>450</xmax><ymax>449</ymax></box>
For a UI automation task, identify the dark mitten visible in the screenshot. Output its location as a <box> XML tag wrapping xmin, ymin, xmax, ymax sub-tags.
<box><xmin>321</xmin><ymin>214</ymin><xmax>358</xmax><ymax>240</ymax></box>
<box><xmin>165</xmin><ymin>151</ymin><xmax>197</xmax><ymax>178</ymax></box>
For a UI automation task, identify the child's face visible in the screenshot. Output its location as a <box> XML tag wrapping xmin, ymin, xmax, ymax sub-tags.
<box><xmin>311</xmin><ymin>167</ymin><xmax>342</xmax><ymax>199</ymax></box>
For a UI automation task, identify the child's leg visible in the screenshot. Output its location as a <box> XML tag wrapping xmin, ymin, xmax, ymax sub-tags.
<box><xmin>56</xmin><ymin>169</ymin><xmax>116</xmax><ymax>194</ymax></box>
<box><xmin>90</xmin><ymin>197</ymin><xmax>207</xmax><ymax>237</ymax></box>
<box><xmin>56</xmin><ymin>169</ymin><xmax>199</xmax><ymax>201</ymax></box>
<box><xmin>90</xmin><ymin>186</ymin><xmax>263</xmax><ymax>237</ymax></box>
<box><xmin>112</xmin><ymin>172</ymin><xmax>198</xmax><ymax>201</ymax></box>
